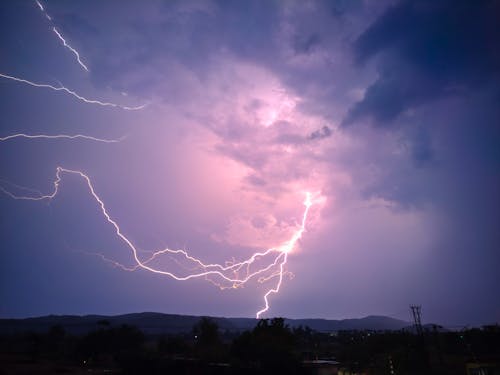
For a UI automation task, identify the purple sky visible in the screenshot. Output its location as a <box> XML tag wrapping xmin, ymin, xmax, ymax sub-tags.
<box><xmin>0</xmin><ymin>0</ymin><xmax>499</xmax><ymax>326</ymax></box>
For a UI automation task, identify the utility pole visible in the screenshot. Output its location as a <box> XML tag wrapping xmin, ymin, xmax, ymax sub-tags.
<box><xmin>410</xmin><ymin>305</ymin><xmax>423</xmax><ymax>336</ymax></box>
<box><xmin>410</xmin><ymin>304</ymin><xmax>429</xmax><ymax>370</ymax></box>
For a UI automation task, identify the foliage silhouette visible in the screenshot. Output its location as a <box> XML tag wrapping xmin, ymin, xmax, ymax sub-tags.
<box><xmin>232</xmin><ymin>318</ymin><xmax>301</xmax><ymax>373</ymax></box>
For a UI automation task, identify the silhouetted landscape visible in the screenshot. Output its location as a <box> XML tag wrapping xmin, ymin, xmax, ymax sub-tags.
<box><xmin>0</xmin><ymin>313</ymin><xmax>498</xmax><ymax>374</ymax></box>
<box><xmin>0</xmin><ymin>312</ymin><xmax>410</xmax><ymax>335</ymax></box>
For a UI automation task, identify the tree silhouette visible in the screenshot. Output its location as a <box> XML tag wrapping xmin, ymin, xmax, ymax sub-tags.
<box><xmin>193</xmin><ymin>317</ymin><xmax>225</xmax><ymax>362</ymax></box>
<box><xmin>232</xmin><ymin>318</ymin><xmax>300</xmax><ymax>373</ymax></box>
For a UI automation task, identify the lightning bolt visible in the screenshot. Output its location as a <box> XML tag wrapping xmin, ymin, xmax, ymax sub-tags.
<box><xmin>0</xmin><ymin>133</ymin><xmax>124</xmax><ymax>143</ymax></box>
<box><xmin>0</xmin><ymin>73</ymin><xmax>146</xmax><ymax>110</ymax></box>
<box><xmin>51</xmin><ymin>28</ymin><xmax>90</xmax><ymax>72</ymax></box>
<box><xmin>35</xmin><ymin>0</ymin><xmax>51</xmax><ymax>20</ymax></box>
<box><xmin>0</xmin><ymin>167</ymin><xmax>315</xmax><ymax>317</ymax></box>
<box><xmin>2</xmin><ymin>2</ymin><xmax>316</xmax><ymax>317</ymax></box>
<box><xmin>0</xmin><ymin>178</ymin><xmax>46</xmax><ymax>201</ymax></box>
<box><xmin>256</xmin><ymin>192</ymin><xmax>313</xmax><ymax>318</ymax></box>
<box><xmin>0</xmin><ymin>178</ymin><xmax>44</xmax><ymax>196</ymax></box>
<box><xmin>34</xmin><ymin>0</ymin><xmax>89</xmax><ymax>72</ymax></box>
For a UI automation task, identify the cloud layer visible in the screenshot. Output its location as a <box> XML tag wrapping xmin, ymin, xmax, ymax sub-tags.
<box><xmin>0</xmin><ymin>0</ymin><xmax>498</xmax><ymax>325</ymax></box>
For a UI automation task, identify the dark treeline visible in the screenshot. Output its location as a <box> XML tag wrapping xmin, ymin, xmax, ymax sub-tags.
<box><xmin>0</xmin><ymin>317</ymin><xmax>498</xmax><ymax>374</ymax></box>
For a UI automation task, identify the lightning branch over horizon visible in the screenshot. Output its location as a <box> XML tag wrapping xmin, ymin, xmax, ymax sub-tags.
<box><xmin>256</xmin><ymin>191</ymin><xmax>313</xmax><ymax>318</ymax></box>
<box><xmin>0</xmin><ymin>167</ymin><xmax>315</xmax><ymax>317</ymax></box>
<box><xmin>34</xmin><ymin>0</ymin><xmax>90</xmax><ymax>72</ymax></box>
<box><xmin>0</xmin><ymin>73</ymin><xmax>147</xmax><ymax>111</ymax></box>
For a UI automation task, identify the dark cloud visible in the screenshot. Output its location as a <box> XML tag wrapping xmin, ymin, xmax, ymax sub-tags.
<box><xmin>409</xmin><ymin>125</ymin><xmax>434</xmax><ymax>167</ymax></box>
<box><xmin>308</xmin><ymin>125</ymin><xmax>332</xmax><ymax>140</ymax></box>
<box><xmin>344</xmin><ymin>0</ymin><xmax>500</xmax><ymax>126</ymax></box>
<box><xmin>343</xmin><ymin>65</ymin><xmax>442</xmax><ymax>126</ymax></box>
<box><xmin>76</xmin><ymin>0</ymin><xmax>282</xmax><ymax>95</ymax></box>
<box><xmin>293</xmin><ymin>33</ymin><xmax>321</xmax><ymax>55</ymax></box>
<box><xmin>272</xmin><ymin>124</ymin><xmax>333</xmax><ymax>145</ymax></box>
<box><xmin>244</xmin><ymin>173</ymin><xmax>267</xmax><ymax>187</ymax></box>
<box><xmin>326</xmin><ymin>0</ymin><xmax>363</xmax><ymax>17</ymax></box>
<box><xmin>273</xmin><ymin>132</ymin><xmax>305</xmax><ymax>146</ymax></box>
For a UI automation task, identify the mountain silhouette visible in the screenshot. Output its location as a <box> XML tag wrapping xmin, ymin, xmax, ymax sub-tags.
<box><xmin>0</xmin><ymin>312</ymin><xmax>409</xmax><ymax>335</ymax></box>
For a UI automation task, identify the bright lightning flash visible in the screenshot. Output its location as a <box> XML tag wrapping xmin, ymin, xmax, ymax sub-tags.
<box><xmin>0</xmin><ymin>168</ymin><xmax>316</xmax><ymax>318</ymax></box>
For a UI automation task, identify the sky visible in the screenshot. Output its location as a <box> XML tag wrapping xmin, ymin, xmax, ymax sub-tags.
<box><xmin>0</xmin><ymin>0</ymin><xmax>499</xmax><ymax>326</ymax></box>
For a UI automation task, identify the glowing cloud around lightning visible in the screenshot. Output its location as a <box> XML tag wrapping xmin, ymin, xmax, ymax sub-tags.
<box><xmin>0</xmin><ymin>167</ymin><xmax>315</xmax><ymax>317</ymax></box>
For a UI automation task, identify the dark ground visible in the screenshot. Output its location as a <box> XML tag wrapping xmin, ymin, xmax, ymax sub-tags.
<box><xmin>0</xmin><ymin>317</ymin><xmax>498</xmax><ymax>374</ymax></box>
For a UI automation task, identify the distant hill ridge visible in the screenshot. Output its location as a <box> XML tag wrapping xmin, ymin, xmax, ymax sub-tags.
<box><xmin>0</xmin><ymin>312</ymin><xmax>410</xmax><ymax>335</ymax></box>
